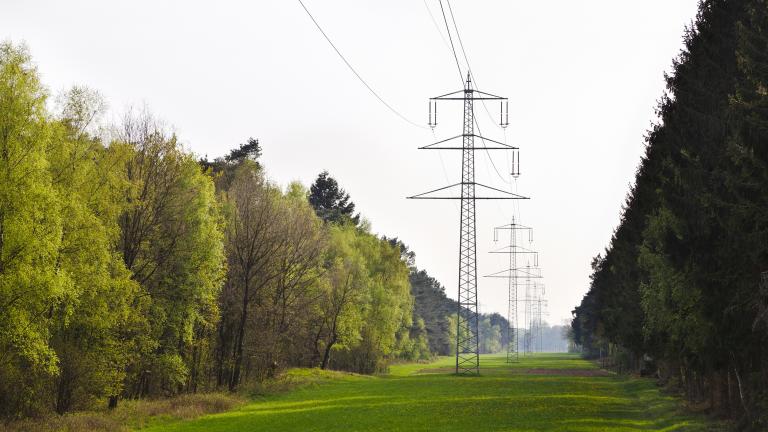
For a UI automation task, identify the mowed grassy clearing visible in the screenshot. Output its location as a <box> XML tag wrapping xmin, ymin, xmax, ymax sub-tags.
<box><xmin>139</xmin><ymin>353</ymin><xmax>719</xmax><ymax>432</ymax></box>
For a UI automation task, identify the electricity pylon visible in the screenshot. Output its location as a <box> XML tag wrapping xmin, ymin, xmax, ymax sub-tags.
<box><xmin>484</xmin><ymin>218</ymin><xmax>536</xmax><ymax>362</ymax></box>
<box><xmin>523</xmin><ymin>280</ymin><xmax>547</xmax><ymax>353</ymax></box>
<box><xmin>529</xmin><ymin>282</ymin><xmax>548</xmax><ymax>352</ymax></box>
<box><xmin>486</xmin><ymin>255</ymin><xmax>541</xmax><ymax>357</ymax></box>
<box><xmin>409</xmin><ymin>73</ymin><xmax>527</xmax><ymax>375</ymax></box>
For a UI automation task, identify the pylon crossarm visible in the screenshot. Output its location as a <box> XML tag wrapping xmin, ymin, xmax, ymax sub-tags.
<box><xmin>475</xmin><ymin>183</ymin><xmax>528</xmax><ymax>198</ymax></box>
<box><xmin>494</xmin><ymin>223</ymin><xmax>533</xmax><ymax>230</ymax></box>
<box><xmin>420</xmin><ymin>134</ymin><xmax>517</xmax><ymax>150</ymax></box>
<box><xmin>489</xmin><ymin>245</ymin><xmax>538</xmax><ymax>254</ymax></box>
<box><xmin>431</xmin><ymin>89</ymin><xmax>507</xmax><ymax>100</ymax></box>
<box><xmin>429</xmin><ymin>88</ymin><xmax>509</xmax><ymax>101</ymax></box>
<box><xmin>407</xmin><ymin>183</ymin><xmax>462</xmax><ymax>199</ymax></box>
<box><xmin>408</xmin><ymin>182</ymin><xmax>529</xmax><ymax>200</ymax></box>
<box><xmin>483</xmin><ymin>269</ymin><xmax>543</xmax><ymax>278</ymax></box>
<box><xmin>433</xmin><ymin>97</ymin><xmax>508</xmax><ymax>101</ymax></box>
<box><xmin>473</xmin><ymin>89</ymin><xmax>506</xmax><ymax>99</ymax></box>
<box><xmin>431</xmin><ymin>90</ymin><xmax>466</xmax><ymax>99</ymax></box>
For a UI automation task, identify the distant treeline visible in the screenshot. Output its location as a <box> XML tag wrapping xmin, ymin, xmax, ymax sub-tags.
<box><xmin>570</xmin><ymin>0</ymin><xmax>767</xmax><ymax>428</ymax></box>
<box><xmin>0</xmin><ymin>41</ymin><xmax>515</xmax><ymax>420</ymax></box>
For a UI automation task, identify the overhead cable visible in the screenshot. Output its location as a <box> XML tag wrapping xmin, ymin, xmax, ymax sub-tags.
<box><xmin>297</xmin><ymin>0</ymin><xmax>427</xmax><ymax>129</ymax></box>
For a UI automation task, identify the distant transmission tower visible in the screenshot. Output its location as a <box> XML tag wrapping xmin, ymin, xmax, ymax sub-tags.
<box><xmin>530</xmin><ymin>282</ymin><xmax>548</xmax><ymax>353</ymax></box>
<box><xmin>520</xmin><ymin>264</ymin><xmax>543</xmax><ymax>355</ymax></box>
<box><xmin>484</xmin><ymin>219</ymin><xmax>537</xmax><ymax>362</ymax></box>
<box><xmin>409</xmin><ymin>73</ymin><xmax>527</xmax><ymax>375</ymax></box>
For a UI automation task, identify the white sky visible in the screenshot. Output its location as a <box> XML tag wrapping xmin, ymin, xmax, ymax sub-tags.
<box><xmin>2</xmin><ymin>0</ymin><xmax>700</xmax><ymax>325</ymax></box>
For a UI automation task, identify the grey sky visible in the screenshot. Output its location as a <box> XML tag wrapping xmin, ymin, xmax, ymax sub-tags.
<box><xmin>2</xmin><ymin>0</ymin><xmax>700</xmax><ymax>324</ymax></box>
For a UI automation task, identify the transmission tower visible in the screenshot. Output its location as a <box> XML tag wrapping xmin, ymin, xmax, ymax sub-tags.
<box><xmin>529</xmin><ymin>282</ymin><xmax>548</xmax><ymax>353</ymax></box>
<box><xmin>483</xmin><ymin>219</ymin><xmax>537</xmax><ymax>362</ymax></box>
<box><xmin>511</xmin><ymin>263</ymin><xmax>542</xmax><ymax>355</ymax></box>
<box><xmin>409</xmin><ymin>73</ymin><xmax>527</xmax><ymax>375</ymax></box>
<box><xmin>524</xmin><ymin>280</ymin><xmax>547</xmax><ymax>353</ymax></box>
<box><xmin>486</xmin><ymin>257</ymin><xmax>541</xmax><ymax>357</ymax></box>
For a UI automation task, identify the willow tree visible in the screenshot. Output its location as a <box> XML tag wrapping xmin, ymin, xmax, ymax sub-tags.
<box><xmin>47</xmin><ymin>87</ymin><xmax>145</xmax><ymax>413</ymax></box>
<box><xmin>319</xmin><ymin>224</ymin><xmax>414</xmax><ymax>373</ymax></box>
<box><xmin>0</xmin><ymin>42</ymin><xmax>64</xmax><ymax>417</ymax></box>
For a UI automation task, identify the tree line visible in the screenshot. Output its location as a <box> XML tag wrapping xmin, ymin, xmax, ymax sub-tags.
<box><xmin>570</xmin><ymin>0</ymin><xmax>767</xmax><ymax>428</ymax></box>
<box><xmin>0</xmin><ymin>41</ymin><xmax>511</xmax><ymax>420</ymax></box>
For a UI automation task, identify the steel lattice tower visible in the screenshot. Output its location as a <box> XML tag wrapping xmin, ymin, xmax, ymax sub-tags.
<box><xmin>484</xmin><ymin>224</ymin><xmax>539</xmax><ymax>362</ymax></box>
<box><xmin>506</xmin><ymin>234</ymin><xmax>517</xmax><ymax>362</ymax></box>
<box><xmin>456</xmin><ymin>76</ymin><xmax>480</xmax><ymax>375</ymax></box>
<box><xmin>532</xmin><ymin>283</ymin><xmax>548</xmax><ymax>352</ymax></box>
<box><xmin>524</xmin><ymin>280</ymin><xmax>546</xmax><ymax>353</ymax></box>
<box><xmin>409</xmin><ymin>73</ymin><xmax>527</xmax><ymax>375</ymax></box>
<box><xmin>524</xmin><ymin>268</ymin><xmax>533</xmax><ymax>355</ymax></box>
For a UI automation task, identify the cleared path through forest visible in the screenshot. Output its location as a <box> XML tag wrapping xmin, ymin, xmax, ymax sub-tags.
<box><xmin>141</xmin><ymin>353</ymin><xmax>717</xmax><ymax>432</ymax></box>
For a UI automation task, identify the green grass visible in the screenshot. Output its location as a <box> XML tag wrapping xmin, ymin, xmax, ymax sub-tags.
<box><xmin>137</xmin><ymin>353</ymin><xmax>721</xmax><ymax>432</ymax></box>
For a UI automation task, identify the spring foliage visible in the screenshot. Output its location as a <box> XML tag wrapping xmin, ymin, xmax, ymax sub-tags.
<box><xmin>0</xmin><ymin>41</ymin><xmax>451</xmax><ymax>419</ymax></box>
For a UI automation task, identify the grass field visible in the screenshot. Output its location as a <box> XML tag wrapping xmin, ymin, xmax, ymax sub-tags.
<box><xmin>138</xmin><ymin>353</ymin><xmax>718</xmax><ymax>432</ymax></box>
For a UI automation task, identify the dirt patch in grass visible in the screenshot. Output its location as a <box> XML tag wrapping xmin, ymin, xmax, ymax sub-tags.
<box><xmin>525</xmin><ymin>368</ymin><xmax>613</xmax><ymax>377</ymax></box>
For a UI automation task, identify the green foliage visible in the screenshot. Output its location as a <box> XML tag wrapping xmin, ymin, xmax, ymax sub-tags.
<box><xmin>199</xmin><ymin>137</ymin><xmax>262</xmax><ymax>178</ymax></box>
<box><xmin>116</xmin><ymin>110</ymin><xmax>225</xmax><ymax>399</ymax></box>
<box><xmin>409</xmin><ymin>269</ymin><xmax>455</xmax><ymax>355</ymax></box>
<box><xmin>0</xmin><ymin>39</ymin><xmax>555</xmax><ymax>424</ymax></box>
<box><xmin>478</xmin><ymin>316</ymin><xmax>502</xmax><ymax>354</ymax></box>
<box><xmin>0</xmin><ymin>41</ymin><xmax>64</xmax><ymax>416</ymax></box>
<box><xmin>47</xmin><ymin>87</ymin><xmax>146</xmax><ymax>413</ymax></box>
<box><xmin>571</xmin><ymin>0</ymin><xmax>768</xmax><ymax>425</ymax></box>
<box><xmin>320</xmin><ymin>223</ymin><xmax>414</xmax><ymax>373</ymax></box>
<box><xmin>308</xmin><ymin>170</ymin><xmax>360</xmax><ymax>225</ymax></box>
<box><xmin>224</xmin><ymin>137</ymin><xmax>261</xmax><ymax>165</ymax></box>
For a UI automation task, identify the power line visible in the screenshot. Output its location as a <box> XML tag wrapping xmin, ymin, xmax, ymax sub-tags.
<box><xmin>296</xmin><ymin>0</ymin><xmax>427</xmax><ymax>130</ymax></box>
<box><xmin>437</xmin><ymin>0</ymin><xmax>465</xmax><ymax>83</ymax></box>
<box><xmin>446</xmin><ymin>0</ymin><xmax>503</xmax><ymax>130</ymax></box>
<box><xmin>422</xmin><ymin>0</ymin><xmax>452</xmax><ymax>53</ymax></box>
<box><xmin>435</xmin><ymin>0</ymin><xmax>510</xmax><ymax>186</ymax></box>
<box><xmin>424</xmin><ymin>1</ymin><xmax>459</xmax><ymax>213</ymax></box>
<box><xmin>476</xmin><ymin>121</ymin><xmax>512</xmax><ymax>185</ymax></box>
<box><xmin>446</xmin><ymin>0</ymin><xmax>472</xmax><ymax>79</ymax></box>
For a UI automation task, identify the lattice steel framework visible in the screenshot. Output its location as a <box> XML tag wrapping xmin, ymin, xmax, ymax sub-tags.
<box><xmin>409</xmin><ymin>73</ymin><xmax>527</xmax><ymax>375</ymax></box>
<box><xmin>485</xmin><ymin>230</ymin><xmax>541</xmax><ymax>362</ymax></box>
<box><xmin>528</xmin><ymin>282</ymin><xmax>547</xmax><ymax>353</ymax></box>
<box><xmin>522</xmin><ymin>279</ymin><xmax>547</xmax><ymax>354</ymax></box>
<box><xmin>456</xmin><ymin>86</ymin><xmax>479</xmax><ymax>375</ymax></box>
<box><xmin>484</xmin><ymin>219</ymin><xmax>536</xmax><ymax>362</ymax></box>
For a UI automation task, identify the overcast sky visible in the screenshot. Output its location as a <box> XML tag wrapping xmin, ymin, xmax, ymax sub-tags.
<box><xmin>2</xmin><ymin>0</ymin><xmax>701</xmax><ymax>325</ymax></box>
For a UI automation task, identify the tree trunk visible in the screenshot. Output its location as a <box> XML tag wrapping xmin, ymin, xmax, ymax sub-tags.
<box><xmin>55</xmin><ymin>375</ymin><xmax>72</xmax><ymax>414</ymax></box>
<box><xmin>733</xmin><ymin>365</ymin><xmax>748</xmax><ymax>416</ymax></box>
<box><xmin>216</xmin><ymin>319</ymin><xmax>228</xmax><ymax>388</ymax></box>
<box><xmin>229</xmin><ymin>280</ymin><xmax>249</xmax><ymax>391</ymax></box>
<box><xmin>730</xmin><ymin>351</ymin><xmax>749</xmax><ymax>417</ymax></box>
<box><xmin>321</xmin><ymin>335</ymin><xmax>336</xmax><ymax>370</ymax></box>
<box><xmin>311</xmin><ymin>324</ymin><xmax>325</xmax><ymax>367</ymax></box>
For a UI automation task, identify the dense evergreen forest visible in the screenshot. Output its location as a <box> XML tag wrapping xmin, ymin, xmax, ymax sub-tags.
<box><xmin>571</xmin><ymin>0</ymin><xmax>768</xmax><ymax>429</ymax></box>
<box><xmin>0</xmin><ymin>41</ymin><xmax>516</xmax><ymax>420</ymax></box>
